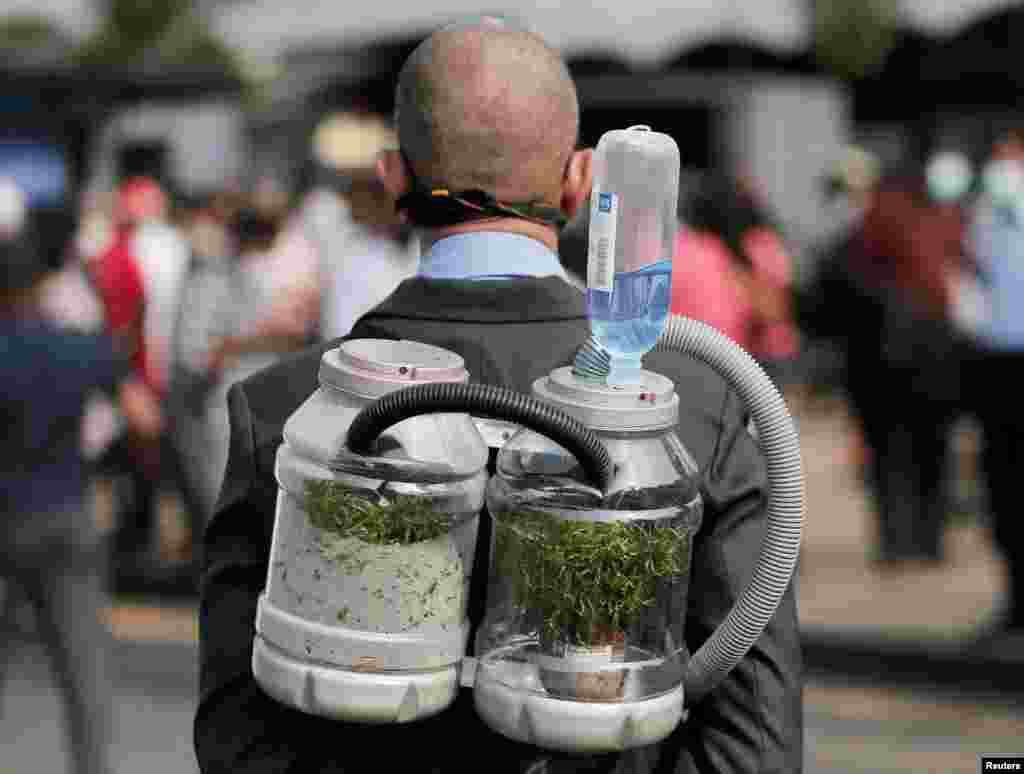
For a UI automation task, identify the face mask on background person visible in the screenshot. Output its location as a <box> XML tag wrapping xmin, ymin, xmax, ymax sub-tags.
<box><xmin>926</xmin><ymin>152</ymin><xmax>973</xmax><ymax>204</ymax></box>
<box><xmin>981</xmin><ymin>158</ymin><xmax>1024</xmax><ymax>210</ymax></box>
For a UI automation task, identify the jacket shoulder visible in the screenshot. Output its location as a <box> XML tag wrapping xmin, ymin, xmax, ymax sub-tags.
<box><xmin>643</xmin><ymin>348</ymin><xmax>745</xmax><ymax>467</ymax></box>
<box><xmin>233</xmin><ymin>341</ymin><xmax>335</xmax><ymax>450</ymax></box>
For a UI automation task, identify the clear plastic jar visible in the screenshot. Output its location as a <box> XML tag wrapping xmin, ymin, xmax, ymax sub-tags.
<box><xmin>254</xmin><ymin>340</ymin><xmax>489</xmax><ymax>723</ymax></box>
<box><xmin>479</xmin><ymin>431</ymin><xmax>701</xmax><ymax>702</ymax></box>
<box><xmin>471</xmin><ymin>366</ymin><xmax>702</xmax><ymax>752</ymax></box>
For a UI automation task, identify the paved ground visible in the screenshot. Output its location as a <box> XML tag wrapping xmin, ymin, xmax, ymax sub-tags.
<box><xmin>793</xmin><ymin>390</ymin><xmax>1006</xmax><ymax>642</ymax></box>
<box><xmin>4</xmin><ymin>630</ymin><xmax>1023</xmax><ymax>774</ymax></box>
<box><xmin>805</xmin><ymin>675</ymin><xmax>1024</xmax><ymax>773</ymax></box>
<box><xmin>0</xmin><ymin>638</ymin><xmax>198</xmax><ymax>774</ymax></box>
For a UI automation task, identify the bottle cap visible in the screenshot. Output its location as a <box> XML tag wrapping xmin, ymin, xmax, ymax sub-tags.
<box><xmin>320</xmin><ymin>339</ymin><xmax>469</xmax><ymax>398</ymax></box>
<box><xmin>533</xmin><ymin>366</ymin><xmax>679</xmax><ymax>432</ymax></box>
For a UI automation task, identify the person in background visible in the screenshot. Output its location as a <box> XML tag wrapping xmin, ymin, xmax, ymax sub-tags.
<box><xmin>0</xmin><ymin>213</ymin><xmax>162</xmax><ymax>774</ymax></box>
<box><xmin>125</xmin><ymin>178</ymin><xmax>210</xmax><ymax>572</ymax></box>
<box><xmin>671</xmin><ymin>175</ymin><xmax>795</xmax><ymax>370</ymax></box>
<box><xmin>168</xmin><ymin>192</ymin><xmax>321</xmax><ymax>533</ymax></box>
<box><xmin>208</xmin><ymin>209</ymin><xmax>318</xmax><ymax>377</ymax></box>
<box><xmin>310</xmin><ymin>113</ymin><xmax>419</xmax><ymax>341</ymax></box>
<box><xmin>798</xmin><ymin>153</ymin><xmax>963</xmax><ymax>566</ymax></box>
<box><xmin>910</xmin><ymin>151</ymin><xmax>978</xmax><ymax>541</ymax></box>
<box><xmin>197</xmin><ymin>207</ymin><xmax>319</xmax><ymax>511</ymax></box>
<box><xmin>924</xmin><ymin>152</ymin><xmax>983</xmax><ymax>340</ymax></box>
<box><xmin>795</xmin><ymin>147</ymin><xmax>883</xmax><ymax>473</ymax></box>
<box><xmin>964</xmin><ymin>127</ymin><xmax>1024</xmax><ymax>651</ymax></box>
<box><xmin>32</xmin><ymin>200</ymin><xmax>117</xmax><ymax>464</ymax></box>
<box><xmin>733</xmin><ymin>175</ymin><xmax>802</xmax><ymax>383</ymax></box>
<box><xmin>877</xmin><ymin>160</ymin><xmax>972</xmax><ymax>567</ymax></box>
<box><xmin>255</xmin><ymin>177</ymin><xmax>322</xmax><ymax>341</ymax></box>
<box><xmin>89</xmin><ymin>180</ymin><xmax>158</xmax><ymax>387</ymax></box>
<box><xmin>129</xmin><ymin>178</ymin><xmax>190</xmax><ymax>398</ymax></box>
<box><xmin>165</xmin><ymin>194</ymin><xmax>238</xmax><ymax>531</ymax></box>
<box><xmin>86</xmin><ymin>179</ymin><xmax>168</xmax><ymax>578</ymax></box>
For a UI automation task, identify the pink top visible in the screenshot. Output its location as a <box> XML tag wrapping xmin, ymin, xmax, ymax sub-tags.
<box><xmin>743</xmin><ymin>227</ymin><xmax>801</xmax><ymax>360</ymax></box>
<box><xmin>671</xmin><ymin>229</ymin><xmax>754</xmax><ymax>349</ymax></box>
<box><xmin>670</xmin><ymin>227</ymin><xmax>801</xmax><ymax>360</ymax></box>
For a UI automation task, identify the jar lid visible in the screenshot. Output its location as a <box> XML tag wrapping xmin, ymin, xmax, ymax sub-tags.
<box><xmin>320</xmin><ymin>339</ymin><xmax>469</xmax><ymax>398</ymax></box>
<box><xmin>532</xmin><ymin>366</ymin><xmax>679</xmax><ymax>431</ymax></box>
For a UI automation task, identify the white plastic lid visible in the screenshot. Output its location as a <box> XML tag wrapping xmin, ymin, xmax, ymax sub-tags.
<box><xmin>532</xmin><ymin>366</ymin><xmax>679</xmax><ymax>431</ymax></box>
<box><xmin>320</xmin><ymin>339</ymin><xmax>469</xmax><ymax>399</ymax></box>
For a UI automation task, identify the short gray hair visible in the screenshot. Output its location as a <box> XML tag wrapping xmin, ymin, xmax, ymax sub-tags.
<box><xmin>394</xmin><ymin>23</ymin><xmax>579</xmax><ymax>201</ymax></box>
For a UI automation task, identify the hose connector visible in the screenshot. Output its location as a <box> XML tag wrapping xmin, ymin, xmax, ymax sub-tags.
<box><xmin>571</xmin><ymin>335</ymin><xmax>612</xmax><ymax>382</ymax></box>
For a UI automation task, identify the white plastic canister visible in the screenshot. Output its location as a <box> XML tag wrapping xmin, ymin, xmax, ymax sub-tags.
<box><xmin>253</xmin><ymin>339</ymin><xmax>489</xmax><ymax>723</ymax></box>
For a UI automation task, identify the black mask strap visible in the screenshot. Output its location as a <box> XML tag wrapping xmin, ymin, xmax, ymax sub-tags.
<box><xmin>395</xmin><ymin>150</ymin><xmax>568</xmax><ymax>230</ymax></box>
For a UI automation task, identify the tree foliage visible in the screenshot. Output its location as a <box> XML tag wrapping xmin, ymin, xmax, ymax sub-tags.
<box><xmin>0</xmin><ymin>14</ymin><xmax>72</xmax><ymax>64</ymax></box>
<box><xmin>69</xmin><ymin>0</ymin><xmax>242</xmax><ymax>80</ymax></box>
<box><xmin>812</xmin><ymin>0</ymin><xmax>899</xmax><ymax>80</ymax></box>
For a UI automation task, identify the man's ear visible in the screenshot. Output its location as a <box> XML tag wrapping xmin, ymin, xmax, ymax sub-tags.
<box><xmin>376</xmin><ymin>149</ymin><xmax>411</xmax><ymax>200</ymax></box>
<box><xmin>561</xmin><ymin>148</ymin><xmax>593</xmax><ymax>219</ymax></box>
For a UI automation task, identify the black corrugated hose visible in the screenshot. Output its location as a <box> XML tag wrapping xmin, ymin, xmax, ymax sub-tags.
<box><xmin>345</xmin><ymin>382</ymin><xmax>615</xmax><ymax>492</ymax></box>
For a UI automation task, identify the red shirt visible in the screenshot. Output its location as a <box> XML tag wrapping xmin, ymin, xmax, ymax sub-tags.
<box><xmin>90</xmin><ymin>228</ymin><xmax>154</xmax><ymax>389</ymax></box>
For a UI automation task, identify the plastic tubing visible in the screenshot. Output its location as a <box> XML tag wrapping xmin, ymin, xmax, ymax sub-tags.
<box><xmin>345</xmin><ymin>381</ymin><xmax>615</xmax><ymax>493</ymax></box>
<box><xmin>656</xmin><ymin>315</ymin><xmax>805</xmax><ymax>705</ymax></box>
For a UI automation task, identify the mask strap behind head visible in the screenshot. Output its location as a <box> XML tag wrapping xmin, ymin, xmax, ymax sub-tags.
<box><xmin>395</xmin><ymin>150</ymin><xmax>568</xmax><ymax>230</ymax></box>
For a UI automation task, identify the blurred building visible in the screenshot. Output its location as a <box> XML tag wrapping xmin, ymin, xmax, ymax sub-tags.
<box><xmin>86</xmin><ymin>93</ymin><xmax>248</xmax><ymax>200</ymax></box>
<box><xmin>223</xmin><ymin>23</ymin><xmax>846</xmax><ymax>268</ymax></box>
<box><xmin>853</xmin><ymin>5</ymin><xmax>1024</xmax><ymax>169</ymax></box>
<box><xmin>205</xmin><ymin>1</ymin><xmax>1024</xmax><ymax>261</ymax></box>
<box><xmin>0</xmin><ymin>56</ymin><xmax>244</xmax><ymax>206</ymax></box>
<box><xmin>10</xmin><ymin>0</ymin><xmax>1024</xmax><ymax>246</ymax></box>
<box><xmin>244</xmin><ymin>35</ymin><xmax>420</xmax><ymax>186</ymax></box>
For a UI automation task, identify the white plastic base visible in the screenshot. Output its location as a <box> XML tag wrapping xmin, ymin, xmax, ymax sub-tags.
<box><xmin>252</xmin><ymin>636</ymin><xmax>459</xmax><ymax>724</ymax></box>
<box><xmin>473</xmin><ymin>667</ymin><xmax>685</xmax><ymax>753</ymax></box>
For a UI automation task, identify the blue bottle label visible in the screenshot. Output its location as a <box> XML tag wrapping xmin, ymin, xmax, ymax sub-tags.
<box><xmin>588</xmin><ymin>190</ymin><xmax>617</xmax><ymax>292</ymax></box>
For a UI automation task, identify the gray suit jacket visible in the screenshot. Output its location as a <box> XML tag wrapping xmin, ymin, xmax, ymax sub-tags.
<box><xmin>195</xmin><ymin>276</ymin><xmax>803</xmax><ymax>773</ymax></box>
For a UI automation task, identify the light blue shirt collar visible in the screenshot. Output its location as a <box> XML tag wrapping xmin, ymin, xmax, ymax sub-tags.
<box><xmin>417</xmin><ymin>232</ymin><xmax>567</xmax><ymax>281</ymax></box>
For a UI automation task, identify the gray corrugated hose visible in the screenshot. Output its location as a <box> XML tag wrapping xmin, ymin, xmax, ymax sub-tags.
<box><xmin>656</xmin><ymin>315</ymin><xmax>805</xmax><ymax>705</ymax></box>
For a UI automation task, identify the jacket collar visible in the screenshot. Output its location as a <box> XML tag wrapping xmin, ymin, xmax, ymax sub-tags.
<box><xmin>367</xmin><ymin>275</ymin><xmax>586</xmax><ymax>324</ymax></box>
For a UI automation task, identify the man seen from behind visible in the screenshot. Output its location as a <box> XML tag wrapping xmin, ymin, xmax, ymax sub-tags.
<box><xmin>196</xmin><ymin>20</ymin><xmax>802</xmax><ymax>773</ymax></box>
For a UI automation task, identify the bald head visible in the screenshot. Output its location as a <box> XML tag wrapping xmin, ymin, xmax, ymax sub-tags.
<box><xmin>395</xmin><ymin>23</ymin><xmax>579</xmax><ymax>203</ymax></box>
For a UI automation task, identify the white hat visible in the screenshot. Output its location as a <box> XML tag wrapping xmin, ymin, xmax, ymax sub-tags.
<box><xmin>312</xmin><ymin>113</ymin><xmax>397</xmax><ymax>172</ymax></box>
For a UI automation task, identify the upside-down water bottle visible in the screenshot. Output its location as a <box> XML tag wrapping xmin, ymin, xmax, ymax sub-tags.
<box><xmin>586</xmin><ymin>126</ymin><xmax>680</xmax><ymax>385</ymax></box>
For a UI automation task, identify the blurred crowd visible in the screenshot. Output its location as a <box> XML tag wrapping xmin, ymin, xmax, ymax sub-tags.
<box><xmin>2</xmin><ymin>115</ymin><xmax>418</xmax><ymax>589</ymax></box>
<box><xmin>796</xmin><ymin>133</ymin><xmax>1021</xmax><ymax>602</ymax></box>
<box><xmin>4</xmin><ymin>106</ymin><xmax>1024</xmax><ymax>771</ymax></box>
<box><xmin>6</xmin><ymin>113</ymin><xmax>1024</xmax><ymax>607</ymax></box>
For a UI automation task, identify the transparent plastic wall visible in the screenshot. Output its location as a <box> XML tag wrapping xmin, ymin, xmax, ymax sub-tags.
<box><xmin>253</xmin><ymin>340</ymin><xmax>490</xmax><ymax>724</ymax></box>
<box><xmin>475</xmin><ymin>425</ymin><xmax>703</xmax><ymax>705</ymax></box>
<box><xmin>265</xmin><ymin>451</ymin><xmax>487</xmax><ymax>674</ymax></box>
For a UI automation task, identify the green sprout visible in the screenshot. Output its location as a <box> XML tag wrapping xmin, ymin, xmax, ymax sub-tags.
<box><xmin>495</xmin><ymin>510</ymin><xmax>690</xmax><ymax>646</ymax></box>
<box><xmin>304</xmin><ymin>479</ymin><xmax>453</xmax><ymax>546</ymax></box>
